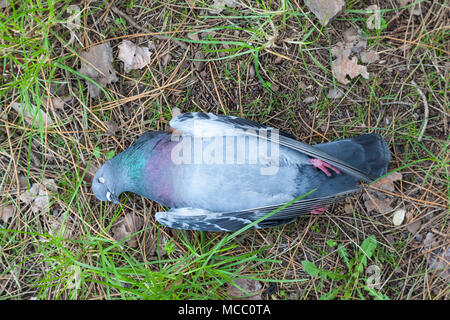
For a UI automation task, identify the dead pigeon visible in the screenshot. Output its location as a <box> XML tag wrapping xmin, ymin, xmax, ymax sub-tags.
<box><xmin>93</xmin><ymin>112</ymin><xmax>390</xmax><ymax>231</ymax></box>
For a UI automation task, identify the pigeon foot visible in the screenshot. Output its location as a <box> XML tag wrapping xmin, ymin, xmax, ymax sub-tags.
<box><xmin>309</xmin><ymin>158</ymin><xmax>340</xmax><ymax>176</ymax></box>
<box><xmin>311</xmin><ymin>206</ymin><xmax>328</xmax><ymax>215</ymax></box>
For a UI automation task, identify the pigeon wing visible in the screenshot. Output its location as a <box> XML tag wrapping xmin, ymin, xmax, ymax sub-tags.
<box><xmin>170</xmin><ymin>112</ymin><xmax>375</xmax><ymax>182</ymax></box>
<box><xmin>155</xmin><ymin>189</ymin><xmax>360</xmax><ymax>231</ymax></box>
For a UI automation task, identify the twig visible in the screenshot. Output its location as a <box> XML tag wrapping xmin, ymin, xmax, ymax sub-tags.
<box><xmin>380</xmin><ymin>101</ymin><xmax>414</xmax><ymax>107</ymax></box>
<box><xmin>411</xmin><ymin>80</ymin><xmax>429</xmax><ymax>142</ymax></box>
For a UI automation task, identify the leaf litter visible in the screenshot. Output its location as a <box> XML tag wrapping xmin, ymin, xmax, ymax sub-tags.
<box><xmin>0</xmin><ymin>205</ymin><xmax>15</xmax><ymax>224</ymax></box>
<box><xmin>422</xmin><ymin>233</ymin><xmax>449</xmax><ymax>282</ymax></box>
<box><xmin>209</xmin><ymin>0</ymin><xmax>237</xmax><ymax>14</ymax></box>
<box><xmin>65</xmin><ymin>5</ymin><xmax>82</xmax><ymax>46</ymax></box>
<box><xmin>226</xmin><ymin>278</ymin><xmax>263</xmax><ymax>300</ymax></box>
<box><xmin>77</xmin><ymin>42</ymin><xmax>118</xmax><ymax>97</ymax></box>
<box><xmin>331</xmin><ymin>28</ymin><xmax>379</xmax><ymax>85</ymax></box>
<box><xmin>111</xmin><ymin>213</ymin><xmax>144</xmax><ymax>248</ymax></box>
<box><xmin>305</xmin><ymin>0</ymin><xmax>346</xmax><ymax>26</ymax></box>
<box><xmin>11</xmin><ymin>102</ymin><xmax>53</xmax><ymax>127</ymax></box>
<box><xmin>364</xmin><ymin>172</ymin><xmax>402</xmax><ymax>214</ymax></box>
<box><xmin>118</xmin><ymin>40</ymin><xmax>152</xmax><ymax>72</ymax></box>
<box><xmin>20</xmin><ymin>178</ymin><xmax>57</xmax><ymax>214</ymax></box>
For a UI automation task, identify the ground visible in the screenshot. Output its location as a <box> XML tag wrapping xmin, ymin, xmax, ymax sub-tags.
<box><xmin>0</xmin><ymin>0</ymin><xmax>448</xmax><ymax>300</ymax></box>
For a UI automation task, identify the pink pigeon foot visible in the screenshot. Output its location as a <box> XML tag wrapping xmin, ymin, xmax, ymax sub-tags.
<box><xmin>308</xmin><ymin>158</ymin><xmax>340</xmax><ymax>177</ymax></box>
<box><xmin>311</xmin><ymin>206</ymin><xmax>328</xmax><ymax>215</ymax></box>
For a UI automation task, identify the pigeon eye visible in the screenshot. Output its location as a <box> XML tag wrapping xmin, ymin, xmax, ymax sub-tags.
<box><xmin>98</xmin><ymin>177</ymin><xmax>105</xmax><ymax>184</ymax></box>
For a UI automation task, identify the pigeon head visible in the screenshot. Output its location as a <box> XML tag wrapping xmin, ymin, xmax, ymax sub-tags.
<box><xmin>92</xmin><ymin>161</ymin><xmax>120</xmax><ymax>204</ymax></box>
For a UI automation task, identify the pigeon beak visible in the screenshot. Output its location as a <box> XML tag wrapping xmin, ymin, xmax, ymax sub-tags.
<box><xmin>106</xmin><ymin>191</ymin><xmax>120</xmax><ymax>204</ymax></box>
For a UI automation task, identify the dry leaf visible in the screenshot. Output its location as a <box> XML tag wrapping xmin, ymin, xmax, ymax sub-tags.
<box><xmin>161</xmin><ymin>53</ymin><xmax>172</xmax><ymax>67</ymax></box>
<box><xmin>303</xmin><ymin>96</ymin><xmax>316</xmax><ymax>104</ymax></box>
<box><xmin>82</xmin><ymin>161</ymin><xmax>99</xmax><ymax>183</ymax></box>
<box><xmin>406</xmin><ymin>220</ymin><xmax>421</xmax><ymax>234</ymax></box>
<box><xmin>105</xmin><ymin>120</ymin><xmax>118</xmax><ymax>136</ymax></box>
<box><xmin>0</xmin><ymin>205</ymin><xmax>15</xmax><ymax>224</ymax></box>
<box><xmin>305</xmin><ymin>0</ymin><xmax>345</xmax><ymax>26</ymax></box>
<box><xmin>0</xmin><ymin>0</ymin><xmax>10</xmax><ymax>9</ymax></box>
<box><xmin>364</xmin><ymin>172</ymin><xmax>402</xmax><ymax>214</ymax></box>
<box><xmin>66</xmin><ymin>5</ymin><xmax>81</xmax><ymax>46</ymax></box>
<box><xmin>366</xmin><ymin>5</ymin><xmax>382</xmax><ymax>30</ymax></box>
<box><xmin>48</xmin><ymin>213</ymin><xmax>75</xmax><ymax>239</ymax></box>
<box><xmin>397</xmin><ymin>0</ymin><xmax>421</xmax><ymax>15</ymax></box>
<box><xmin>371</xmin><ymin>172</ymin><xmax>402</xmax><ymax>192</ymax></box>
<box><xmin>330</xmin><ymin>28</ymin><xmax>382</xmax><ymax>85</ymax></box>
<box><xmin>112</xmin><ymin>213</ymin><xmax>144</xmax><ymax>248</ymax></box>
<box><xmin>226</xmin><ymin>278</ymin><xmax>262</xmax><ymax>300</ymax></box>
<box><xmin>423</xmin><ymin>233</ymin><xmax>449</xmax><ymax>281</ymax></box>
<box><xmin>172</xmin><ymin>107</ymin><xmax>181</xmax><ymax>118</ymax></box>
<box><xmin>344</xmin><ymin>202</ymin><xmax>353</xmax><ymax>214</ymax></box>
<box><xmin>46</xmin><ymin>96</ymin><xmax>72</xmax><ymax>110</ymax></box>
<box><xmin>187</xmin><ymin>32</ymin><xmax>200</xmax><ymax>41</ymax></box>
<box><xmin>193</xmin><ymin>51</ymin><xmax>205</xmax><ymax>71</ymax></box>
<box><xmin>360</xmin><ymin>50</ymin><xmax>380</xmax><ymax>64</ymax></box>
<box><xmin>20</xmin><ymin>179</ymin><xmax>57</xmax><ymax>214</ymax></box>
<box><xmin>11</xmin><ymin>102</ymin><xmax>53</xmax><ymax>127</ymax></box>
<box><xmin>118</xmin><ymin>40</ymin><xmax>152</xmax><ymax>72</ymax></box>
<box><xmin>331</xmin><ymin>44</ymin><xmax>369</xmax><ymax>85</ymax></box>
<box><xmin>364</xmin><ymin>195</ymin><xmax>394</xmax><ymax>214</ymax></box>
<box><xmin>209</xmin><ymin>0</ymin><xmax>237</xmax><ymax>14</ymax></box>
<box><xmin>77</xmin><ymin>42</ymin><xmax>118</xmax><ymax>98</ymax></box>
<box><xmin>327</xmin><ymin>88</ymin><xmax>344</xmax><ymax>99</ymax></box>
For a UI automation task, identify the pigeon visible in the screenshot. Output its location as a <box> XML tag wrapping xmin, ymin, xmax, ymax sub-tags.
<box><xmin>93</xmin><ymin>112</ymin><xmax>390</xmax><ymax>231</ymax></box>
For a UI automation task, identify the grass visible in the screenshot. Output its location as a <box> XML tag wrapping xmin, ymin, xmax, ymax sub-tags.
<box><xmin>1</xmin><ymin>0</ymin><xmax>449</xmax><ymax>300</ymax></box>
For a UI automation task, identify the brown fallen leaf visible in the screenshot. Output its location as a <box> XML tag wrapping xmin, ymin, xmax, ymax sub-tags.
<box><xmin>226</xmin><ymin>278</ymin><xmax>263</xmax><ymax>300</ymax></box>
<box><xmin>161</xmin><ymin>53</ymin><xmax>172</xmax><ymax>67</ymax></box>
<box><xmin>423</xmin><ymin>233</ymin><xmax>449</xmax><ymax>281</ymax></box>
<box><xmin>0</xmin><ymin>205</ymin><xmax>15</xmax><ymax>224</ymax></box>
<box><xmin>46</xmin><ymin>95</ymin><xmax>72</xmax><ymax>111</ymax></box>
<box><xmin>77</xmin><ymin>42</ymin><xmax>118</xmax><ymax>97</ymax></box>
<box><xmin>331</xmin><ymin>28</ymin><xmax>381</xmax><ymax>85</ymax></box>
<box><xmin>305</xmin><ymin>0</ymin><xmax>346</xmax><ymax>26</ymax></box>
<box><xmin>11</xmin><ymin>102</ymin><xmax>53</xmax><ymax>127</ymax></box>
<box><xmin>48</xmin><ymin>213</ymin><xmax>75</xmax><ymax>239</ymax></box>
<box><xmin>111</xmin><ymin>213</ymin><xmax>144</xmax><ymax>248</ymax></box>
<box><xmin>105</xmin><ymin>120</ymin><xmax>118</xmax><ymax>136</ymax></box>
<box><xmin>331</xmin><ymin>44</ymin><xmax>369</xmax><ymax>85</ymax></box>
<box><xmin>360</xmin><ymin>50</ymin><xmax>380</xmax><ymax>64</ymax></box>
<box><xmin>366</xmin><ymin>5</ymin><xmax>382</xmax><ymax>30</ymax></box>
<box><xmin>327</xmin><ymin>88</ymin><xmax>344</xmax><ymax>99</ymax></box>
<box><xmin>397</xmin><ymin>0</ymin><xmax>421</xmax><ymax>15</ymax></box>
<box><xmin>118</xmin><ymin>40</ymin><xmax>152</xmax><ymax>72</ymax></box>
<box><xmin>193</xmin><ymin>51</ymin><xmax>205</xmax><ymax>72</ymax></box>
<box><xmin>209</xmin><ymin>0</ymin><xmax>237</xmax><ymax>14</ymax></box>
<box><xmin>371</xmin><ymin>172</ymin><xmax>402</xmax><ymax>192</ymax></box>
<box><xmin>364</xmin><ymin>195</ymin><xmax>394</xmax><ymax>214</ymax></box>
<box><xmin>344</xmin><ymin>202</ymin><xmax>353</xmax><ymax>214</ymax></box>
<box><xmin>66</xmin><ymin>5</ymin><xmax>81</xmax><ymax>46</ymax></box>
<box><xmin>19</xmin><ymin>179</ymin><xmax>57</xmax><ymax>214</ymax></box>
<box><xmin>406</xmin><ymin>220</ymin><xmax>421</xmax><ymax>234</ymax></box>
<box><xmin>364</xmin><ymin>172</ymin><xmax>402</xmax><ymax>214</ymax></box>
